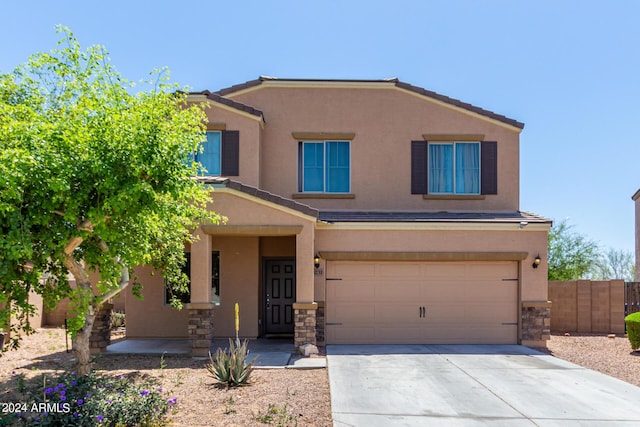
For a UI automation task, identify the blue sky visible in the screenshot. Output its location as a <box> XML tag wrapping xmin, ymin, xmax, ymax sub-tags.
<box><xmin>1</xmin><ymin>1</ymin><xmax>638</xmax><ymax>253</ymax></box>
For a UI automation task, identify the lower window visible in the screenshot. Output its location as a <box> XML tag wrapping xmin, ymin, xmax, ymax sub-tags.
<box><xmin>165</xmin><ymin>252</ymin><xmax>191</xmax><ymax>305</ymax></box>
<box><xmin>164</xmin><ymin>251</ymin><xmax>221</xmax><ymax>305</ymax></box>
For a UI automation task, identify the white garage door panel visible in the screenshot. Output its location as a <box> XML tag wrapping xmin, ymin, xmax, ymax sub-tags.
<box><xmin>325</xmin><ymin>261</ymin><xmax>518</xmax><ymax>345</ymax></box>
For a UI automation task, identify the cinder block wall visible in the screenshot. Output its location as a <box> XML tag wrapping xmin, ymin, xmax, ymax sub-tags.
<box><xmin>549</xmin><ymin>280</ymin><xmax>625</xmax><ymax>334</ymax></box>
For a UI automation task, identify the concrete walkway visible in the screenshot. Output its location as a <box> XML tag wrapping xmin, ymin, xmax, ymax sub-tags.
<box><xmin>327</xmin><ymin>344</ymin><xmax>640</xmax><ymax>426</ymax></box>
<box><xmin>106</xmin><ymin>338</ymin><xmax>325</xmax><ymax>369</ymax></box>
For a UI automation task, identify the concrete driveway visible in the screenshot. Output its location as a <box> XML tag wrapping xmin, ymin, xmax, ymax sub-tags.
<box><xmin>327</xmin><ymin>345</ymin><xmax>640</xmax><ymax>426</ymax></box>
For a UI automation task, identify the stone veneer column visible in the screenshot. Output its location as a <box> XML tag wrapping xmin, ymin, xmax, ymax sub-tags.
<box><xmin>315</xmin><ymin>302</ymin><xmax>325</xmax><ymax>345</ymax></box>
<box><xmin>186</xmin><ymin>303</ymin><xmax>215</xmax><ymax>357</ymax></box>
<box><xmin>293</xmin><ymin>303</ymin><xmax>318</xmax><ymax>348</ymax></box>
<box><xmin>521</xmin><ymin>301</ymin><xmax>551</xmax><ymax>347</ymax></box>
<box><xmin>89</xmin><ymin>303</ymin><xmax>113</xmax><ymax>354</ymax></box>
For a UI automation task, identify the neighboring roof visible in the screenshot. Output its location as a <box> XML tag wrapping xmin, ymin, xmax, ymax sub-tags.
<box><xmin>318</xmin><ymin>210</ymin><xmax>551</xmax><ymax>224</ymax></box>
<box><xmin>212</xmin><ymin>76</ymin><xmax>524</xmax><ymax>130</ymax></box>
<box><xmin>632</xmin><ymin>188</ymin><xmax>640</xmax><ymax>201</ymax></box>
<box><xmin>190</xmin><ymin>90</ymin><xmax>264</xmax><ymax>119</ymax></box>
<box><xmin>198</xmin><ymin>177</ymin><xmax>319</xmax><ymax>218</ymax></box>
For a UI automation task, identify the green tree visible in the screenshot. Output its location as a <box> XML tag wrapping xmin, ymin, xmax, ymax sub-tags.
<box><xmin>593</xmin><ymin>248</ymin><xmax>635</xmax><ymax>281</ymax></box>
<box><xmin>0</xmin><ymin>27</ymin><xmax>218</xmax><ymax>374</ymax></box>
<box><xmin>547</xmin><ymin>219</ymin><xmax>600</xmax><ymax>280</ymax></box>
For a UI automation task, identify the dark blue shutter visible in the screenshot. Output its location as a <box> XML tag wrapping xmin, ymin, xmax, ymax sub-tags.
<box><xmin>221</xmin><ymin>130</ymin><xmax>239</xmax><ymax>176</ymax></box>
<box><xmin>411</xmin><ymin>140</ymin><xmax>428</xmax><ymax>194</ymax></box>
<box><xmin>481</xmin><ymin>141</ymin><xmax>497</xmax><ymax>195</ymax></box>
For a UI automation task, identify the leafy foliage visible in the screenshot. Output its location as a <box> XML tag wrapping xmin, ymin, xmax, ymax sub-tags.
<box><xmin>4</xmin><ymin>371</ymin><xmax>177</xmax><ymax>426</ymax></box>
<box><xmin>625</xmin><ymin>312</ymin><xmax>640</xmax><ymax>350</ymax></box>
<box><xmin>0</xmin><ymin>26</ymin><xmax>219</xmax><ymax>367</ymax></box>
<box><xmin>592</xmin><ymin>248</ymin><xmax>635</xmax><ymax>281</ymax></box>
<box><xmin>206</xmin><ymin>339</ymin><xmax>256</xmax><ymax>387</ymax></box>
<box><xmin>547</xmin><ymin>219</ymin><xmax>600</xmax><ymax>280</ymax></box>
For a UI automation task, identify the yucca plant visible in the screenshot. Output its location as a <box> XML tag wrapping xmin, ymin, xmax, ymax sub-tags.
<box><xmin>206</xmin><ymin>339</ymin><xmax>256</xmax><ymax>386</ymax></box>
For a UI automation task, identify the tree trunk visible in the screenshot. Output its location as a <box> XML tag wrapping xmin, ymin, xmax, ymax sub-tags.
<box><xmin>72</xmin><ymin>305</ymin><xmax>96</xmax><ymax>375</ymax></box>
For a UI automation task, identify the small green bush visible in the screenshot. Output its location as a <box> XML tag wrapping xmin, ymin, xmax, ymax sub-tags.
<box><xmin>5</xmin><ymin>371</ymin><xmax>177</xmax><ymax>426</ymax></box>
<box><xmin>625</xmin><ymin>312</ymin><xmax>640</xmax><ymax>350</ymax></box>
<box><xmin>206</xmin><ymin>339</ymin><xmax>255</xmax><ymax>387</ymax></box>
<box><xmin>110</xmin><ymin>311</ymin><xmax>126</xmax><ymax>329</ymax></box>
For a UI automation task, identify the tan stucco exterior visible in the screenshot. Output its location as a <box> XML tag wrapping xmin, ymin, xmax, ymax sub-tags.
<box><xmin>127</xmin><ymin>78</ymin><xmax>550</xmax><ymax>350</ymax></box>
<box><xmin>227</xmin><ymin>84</ymin><xmax>520</xmax><ymax>211</ymax></box>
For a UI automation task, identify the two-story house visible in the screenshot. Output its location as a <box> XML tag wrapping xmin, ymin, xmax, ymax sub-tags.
<box><xmin>124</xmin><ymin>77</ymin><xmax>552</xmax><ymax>355</ymax></box>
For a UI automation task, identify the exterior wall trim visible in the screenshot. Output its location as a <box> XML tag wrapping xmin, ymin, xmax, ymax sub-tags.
<box><xmin>293</xmin><ymin>193</ymin><xmax>355</xmax><ymax>199</ymax></box>
<box><xmin>316</xmin><ymin>222</ymin><xmax>551</xmax><ymax>232</ymax></box>
<box><xmin>423</xmin><ymin>194</ymin><xmax>486</xmax><ymax>200</ymax></box>
<box><xmin>292</xmin><ymin>302</ymin><xmax>318</xmax><ymax>310</ymax></box>
<box><xmin>423</xmin><ymin>134</ymin><xmax>485</xmax><ymax>141</ymax></box>
<box><xmin>318</xmin><ymin>251</ymin><xmax>528</xmax><ymax>261</ymax></box>
<box><xmin>201</xmin><ymin>224</ymin><xmax>303</xmax><ymax>236</ymax></box>
<box><xmin>292</xmin><ymin>132</ymin><xmax>356</xmax><ymax>140</ymax></box>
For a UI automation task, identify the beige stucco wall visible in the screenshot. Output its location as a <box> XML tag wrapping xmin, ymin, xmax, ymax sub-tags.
<box><xmin>230</xmin><ymin>85</ymin><xmax>520</xmax><ymax>211</ymax></box>
<box><xmin>260</xmin><ymin>236</ymin><xmax>295</xmax><ymax>257</ymax></box>
<box><xmin>210</xmin><ymin>236</ymin><xmax>260</xmax><ymax>338</ymax></box>
<box><xmin>203</xmin><ymin>103</ymin><xmax>262</xmax><ymax>188</ymax></box>
<box><xmin>125</xmin><ymin>265</ymin><xmax>189</xmax><ymax>338</ymax></box>
<box><xmin>315</xmin><ymin>227</ymin><xmax>549</xmax><ymax>302</ymax></box>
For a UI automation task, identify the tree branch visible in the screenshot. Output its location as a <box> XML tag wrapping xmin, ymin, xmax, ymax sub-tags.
<box><xmin>98</xmin><ymin>263</ymin><xmax>130</xmax><ymax>304</ymax></box>
<box><xmin>94</xmin><ymin>237</ymin><xmax>131</xmax><ymax>304</ymax></box>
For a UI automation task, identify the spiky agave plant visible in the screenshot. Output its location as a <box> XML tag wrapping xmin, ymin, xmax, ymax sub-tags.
<box><xmin>206</xmin><ymin>339</ymin><xmax>256</xmax><ymax>386</ymax></box>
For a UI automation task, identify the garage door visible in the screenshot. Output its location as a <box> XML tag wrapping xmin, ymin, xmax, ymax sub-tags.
<box><xmin>325</xmin><ymin>261</ymin><xmax>518</xmax><ymax>345</ymax></box>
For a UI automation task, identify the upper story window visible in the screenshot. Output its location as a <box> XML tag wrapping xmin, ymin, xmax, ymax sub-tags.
<box><xmin>428</xmin><ymin>142</ymin><xmax>480</xmax><ymax>195</ymax></box>
<box><xmin>411</xmin><ymin>140</ymin><xmax>497</xmax><ymax>196</ymax></box>
<box><xmin>199</xmin><ymin>131</ymin><xmax>222</xmax><ymax>175</ymax></box>
<box><xmin>299</xmin><ymin>140</ymin><xmax>350</xmax><ymax>193</ymax></box>
<box><xmin>195</xmin><ymin>130</ymin><xmax>239</xmax><ymax>176</ymax></box>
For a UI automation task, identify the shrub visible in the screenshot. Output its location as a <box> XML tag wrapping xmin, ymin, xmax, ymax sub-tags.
<box><xmin>626</xmin><ymin>312</ymin><xmax>640</xmax><ymax>350</ymax></box>
<box><xmin>206</xmin><ymin>339</ymin><xmax>255</xmax><ymax>386</ymax></box>
<box><xmin>110</xmin><ymin>311</ymin><xmax>126</xmax><ymax>329</ymax></box>
<box><xmin>5</xmin><ymin>371</ymin><xmax>177</xmax><ymax>426</ymax></box>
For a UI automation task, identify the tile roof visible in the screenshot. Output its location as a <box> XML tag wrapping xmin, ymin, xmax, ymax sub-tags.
<box><xmin>212</xmin><ymin>76</ymin><xmax>524</xmax><ymax>130</ymax></box>
<box><xmin>190</xmin><ymin>90</ymin><xmax>264</xmax><ymax>119</ymax></box>
<box><xmin>318</xmin><ymin>210</ymin><xmax>550</xmax><ymax>224</ymax></box>
<box><xmin>196</xmin><ymin>178</ymin><xmax>549</xmax><ymax>224</ymax></box>
<box><xmin>197</xmin><ymin>177</ymin><xmax>319</xmax><ymax>218</ymax></box>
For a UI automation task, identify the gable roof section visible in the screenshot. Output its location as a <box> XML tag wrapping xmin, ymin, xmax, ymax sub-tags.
<box><xmin>198</xmin><ymin>177</ymin><xmax>319</xmax><ymax>218</ymax></box>
<box><xmin>190</xmin><ymin>90</ymin><xmax>265</xmax><ymax>121</ymax></box>
<box><xmin>213</xmin><ymin>76</ymin><xmax>524</xmax><ymax>130</ymax></box>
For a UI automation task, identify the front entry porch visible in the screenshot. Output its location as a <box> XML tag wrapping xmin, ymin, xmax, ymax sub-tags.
<box><xmin>185</xmin><ymin>187</ymin><xmax>319</xmax><ymax>356</ymax></box>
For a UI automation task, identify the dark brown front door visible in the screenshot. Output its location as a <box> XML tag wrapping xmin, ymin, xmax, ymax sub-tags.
<box><xmin>264</xmin><ymin>259</ymin><xmax>296</xmax><ymax>335</ymax></box>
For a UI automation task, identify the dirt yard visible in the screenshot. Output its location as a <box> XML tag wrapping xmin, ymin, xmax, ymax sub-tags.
<box><xmin>0</xmin><ymin>328</ymin><xmax>332</xmax><ymax>426</ymax></box>
<box><xmin>543</xmin><ymin>332</ymin><xmax>640</xmax><ymax>387</ymax></box>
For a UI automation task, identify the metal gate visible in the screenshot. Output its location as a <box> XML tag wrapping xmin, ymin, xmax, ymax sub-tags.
<box><xmin>625</xmin><ymin>282</ymin><xmax>640</xmax><ymax>317</ymax></box>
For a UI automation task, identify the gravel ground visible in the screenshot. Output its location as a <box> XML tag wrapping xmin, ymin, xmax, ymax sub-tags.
<box><xmin>541</xmin><ymin>333</ymin><xmax>640</xmax><ymax>387</ymax></box>
<box><xmin>0</xmin><ymin>328</ymin><xmax>332</xmax><ymax>426</ymax></box>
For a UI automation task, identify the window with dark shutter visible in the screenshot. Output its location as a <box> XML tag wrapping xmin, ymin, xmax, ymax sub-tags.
<box><xmin>220</xmin><ymin>130</ymin><xmax>239</xmax><ymax>176</ymax></box>
<box><xmin>480</xmin><ymin>141</ymin><xmax>497</xmax><ymax>195</ymax></box>
<box><xmin>411</xmin><ymin>140</ymin><xmax>428</xmax><ymax>194</ymax></box>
